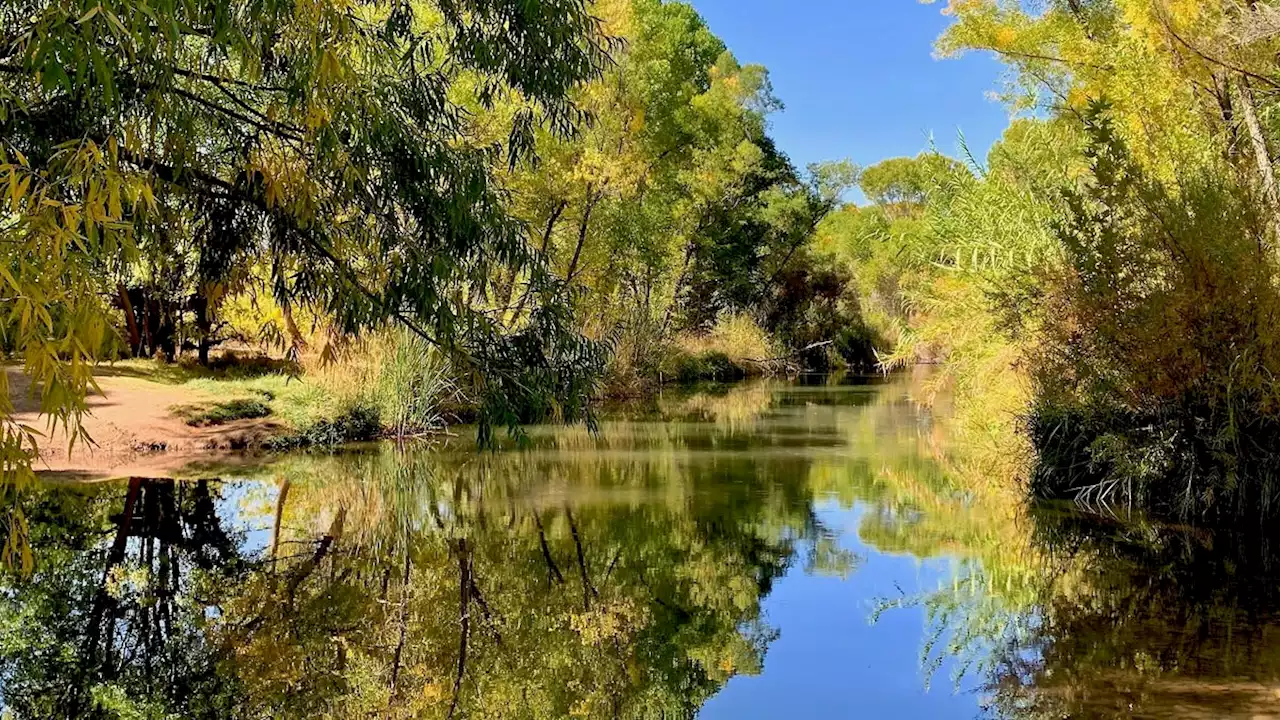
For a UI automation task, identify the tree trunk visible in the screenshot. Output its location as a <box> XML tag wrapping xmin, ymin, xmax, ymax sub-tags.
<box><xmin>193</xmin><ymin>291</ymin><xmax>214</xmax><ymax>366</ymax></box>
<box><xmin>660</xmin><ymin>240</ymin><xmax>697</xmax><ymax>337</ymax></box>
<box><xmin>1212</xmin><ymin>71</ymin><xmax>1240</xmax><ymax>160</ymax></box>
<box><xmin>565</xmin><ymin>186</ymin><xmax>602</xmax><ymax>284</ymax></box>
<box><xmin>1234</xmin><ymin>76</ymin><xmax>1280</xmax><ymax>238</ymax></box>
<box><xmin>280</xmin><ymin>299</ymin><xmax>308</xmax><ymax>355</ymax></box>
<box><xmin>117</xmin><ymin>283</ymin><xmax>141</xmax><ymax>356</ymax></box>
<box><xmin>506</xmin><ymin>199</ymin><xmax>567</xmax><ymax>329</ymax></box>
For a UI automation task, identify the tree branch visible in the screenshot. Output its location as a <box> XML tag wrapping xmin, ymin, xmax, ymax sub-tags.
<box><xmin>1156</xmin><ymin>7</ymin><xmax>1280</xmax><ymax>90</ymax></box>
<box><xmin>114</xmin><ymin>146</ymin><xmax>447</xmax><ymax>350</ymax></box>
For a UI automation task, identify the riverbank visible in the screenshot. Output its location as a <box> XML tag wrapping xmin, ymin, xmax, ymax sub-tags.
<box><xmin>12</xmin><ymin>361</ymin><xmax>310</xmax><ymax>474</ymax></box>
<box><xmin>14</xmin><ymin>348</ymin><xmax>835</xmax><ymax>477</ymax></box>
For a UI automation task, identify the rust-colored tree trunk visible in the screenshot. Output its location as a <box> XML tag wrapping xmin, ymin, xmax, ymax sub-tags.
<box><xmin>279</xmin><ymin>299</ymin><xmax>308</xmax><ymax>354</ymax></box>
<box><xmin>117</xmin><ymin>283</ymin><xmax>141</xmax><ymax>356</ymax></box>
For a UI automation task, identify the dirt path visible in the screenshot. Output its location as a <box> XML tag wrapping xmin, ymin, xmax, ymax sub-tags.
<box><xmin>9</xmin><ymin>367</ymin><xmax>283</xmax><ymax>476</ymax></box>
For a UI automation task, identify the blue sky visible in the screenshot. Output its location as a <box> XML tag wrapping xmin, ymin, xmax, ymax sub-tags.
<box><xmin>689</xmin><ymin>0</ymin><xmax>1012</xmax><ymax>173</ymax></box>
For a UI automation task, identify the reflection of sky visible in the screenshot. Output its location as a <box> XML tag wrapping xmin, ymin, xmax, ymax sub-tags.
<box><xmin>700</xmin><ymin>502</ymin><xmax>984</xmax><ymax>719</ymax></box>
<box><xmin>215</xmin><ymin>478</ymin><xmax>274</xmax><ymax>556</ymax></box>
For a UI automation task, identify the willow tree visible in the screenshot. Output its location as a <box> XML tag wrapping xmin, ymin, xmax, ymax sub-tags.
<box><xmin>0</xmin><ymin>0</ymin><xmax>617</xmax><ymax>477</ymax></box>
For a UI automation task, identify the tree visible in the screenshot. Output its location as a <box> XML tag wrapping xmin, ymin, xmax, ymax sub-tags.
<box><xmin>0</xmin><ymin>0</ymin><xmax>615</xmax><ymax>473</ymax></box>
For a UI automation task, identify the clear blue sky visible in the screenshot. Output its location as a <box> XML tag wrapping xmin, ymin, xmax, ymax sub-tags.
<box><xmin>688</xmin><ymin>0</ymin><xmax>1011</xmax><ymax>173</ymax></box>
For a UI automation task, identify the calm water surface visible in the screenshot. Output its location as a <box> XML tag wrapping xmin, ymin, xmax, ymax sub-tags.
<box><xmin>8</xmin><ymin>373</ymin><xmax>1280</xmax><ymax>718</ymax></box>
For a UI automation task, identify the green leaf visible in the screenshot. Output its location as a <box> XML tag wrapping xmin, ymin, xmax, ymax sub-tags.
<box><xmin>76</xmin><ymin>5</ymin><xmax>101</xmax><ymax>24</ymax></box>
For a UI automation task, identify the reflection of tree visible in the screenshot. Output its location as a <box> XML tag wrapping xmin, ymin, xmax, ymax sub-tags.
<box><xmin>824</xmin><ymin>373</ymin><xmax>1280</xmax><ymax>717</ymax></box>
<box><xmin>970</xmin><ymin>511</ymin><xmax>1280</xmax><ymax>719</ymax></box>
<box><xmin>850</xmin><ymin>395</ymin><xmax>1280</xmax><ymax>720</ymax></box>
<box><xmin>0</xmin><ymin>478</ymin><xmax>246</xmax><ymax>718</ymax></box>
<box><xmin>219</xmin><ymin>449</ymin><xmax>821</xmax><ymax>719</ymax></box>
<box><xmin>1</xmin><ymin>421</ymin><xmax>853</xmax><ymax>719</ymax></box>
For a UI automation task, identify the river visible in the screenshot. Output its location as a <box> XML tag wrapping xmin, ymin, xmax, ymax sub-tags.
<box><xmin>5</xmin><ymin>371</ymin><xmax>1280</xmax><ymax>718</ymax></box>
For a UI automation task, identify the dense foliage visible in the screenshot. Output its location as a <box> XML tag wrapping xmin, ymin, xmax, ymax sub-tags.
<box><xmin>0</xmin><ymin>0</ymin><xmax>869</xmax><ymax>469</ymax></box>
<box><xmin>815</xmin><ymin>0</ymin><xmax>1280</xmax><ymax>522</ymax></box>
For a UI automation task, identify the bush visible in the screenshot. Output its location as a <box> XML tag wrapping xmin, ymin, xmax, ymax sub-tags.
<box><xmin>663</xmin><ymin>313</ymin><xmax>774</xmax><ymax>383</ymax></box>
<box><xmin>765</xmin><ymin>247</ymin><xmax>879</xmax><ymax>369</ymax></box>
<box><xmin>1024</xmin><ymin>114</ymin><xmax>1280</xmax><ymax>521</ymax></box>
<box><xmin>665</xmin><ymin>349</ymin><xmax>748</xmax><ymax>384</ymax></box>
<box><xmin>833</xmin><ymin>324</ymin><xmax>879</xmax><ymax>370</ymax></box>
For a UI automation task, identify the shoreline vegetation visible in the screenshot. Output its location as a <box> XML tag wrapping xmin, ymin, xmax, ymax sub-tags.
<box><xmin>17</xmin><ymin>320</ymin><xmax>860</xmax><ymax>473</ymax></box>
<box><xmin>9</xmin><ymin>0</ymin><xmax>1280</xmax><ymax>526</ymax></box>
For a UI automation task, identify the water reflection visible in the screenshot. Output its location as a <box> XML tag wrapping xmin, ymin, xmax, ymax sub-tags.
<box><xmin>971</xmin><ymin>508</ymin><xmax>1280</xmax><ymax>719</ymax></box>
<box><xmin>5</xmin><ymin>375</ymin><xmax>1280</xmax><ymax>718</ymax></box>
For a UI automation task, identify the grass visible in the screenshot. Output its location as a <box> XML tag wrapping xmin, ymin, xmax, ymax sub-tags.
<box><xmin>172</xmin><ymin>397</ymin><xmax>273</xmax><ymax>427</ymax></box>
<box><xmin>107</xmin><ymin>331</ymin><xmax>457</xmax><ymax>449</ymax></box>
<box><xmin>180</xmin><ymin>374</ymin><xmax>336</xmax><ymax>430</ymax></box>
<box><xmin>663</xmin><ymin>313</ymin><xmax>781</xmax><ymax>383</ymax></box>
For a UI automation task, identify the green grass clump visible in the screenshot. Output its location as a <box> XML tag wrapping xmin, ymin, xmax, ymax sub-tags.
<box><xmin>373</xmin><ymin>327</ymin><xmax>454</xmax><ymax>437</ymax></box>
<box><xmin>173</xmin><ymin>397</ymin><xmax>273</xmax><ymax>427</ymax></box>
<box><xmin>118</xmin><ymin>331</ymin><xmax>458</xmax><ymax>449</ymax></box>
<box><xmin>665</xmin><ymin>350</ymin><xmax>748</xmax><ymax>384</ymax></box>
<box><xmin>262</xmin><ymin>404</ymin><xmax>382</xmax><ymax>450</ymax></box>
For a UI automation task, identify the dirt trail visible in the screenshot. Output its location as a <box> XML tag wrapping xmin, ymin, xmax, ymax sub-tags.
<box><xmin>9</xmin><ymin>367</ymin><xmax>283</xmax><ymax>476</ymax></box>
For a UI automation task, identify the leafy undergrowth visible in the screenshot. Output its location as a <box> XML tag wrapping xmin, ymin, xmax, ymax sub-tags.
<box><xmin>663</xmin><ymin>313</ymin><xmax>779</xmax><ymax>383</ymax></box>
<box><xmin>261</xmin><ymin>405</ymin><xmax>383</xmax><ymax>450</ymax></box>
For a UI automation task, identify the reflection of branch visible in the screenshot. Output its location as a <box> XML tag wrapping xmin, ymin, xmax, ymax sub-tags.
<box><xmin>601</xmin><ymin>549</ymin><xmax>621</xmax><ymax>591</ymax></box>
<box><xmin>469</xmin><ymin>576</ymin><xmax>502</xmax><ymax>646</ymax></box>
<box><xmin>565</xmin><ymin>507</ymin><xmax>595</xmax><ymax>611</ymax></box>
<box><xmin>636</xmin><ymin>566</ymin><xmax>690</xmax><ymax>621</ymax></box>
<box><xmin>389</xmin><ymin>546</ymin><xmax>411</xmax><ymax>698</ymax></box>
<box><xmin>285</xmin><ymin>508</ymin><xmax>345</xmax><ymax>601</ymax></box>
<box><xmin>84</xmin><ymin>476</ymin><xmax>143</xmax><ymax>672</ymax></box>
<box><xmin>533</xmin><ymin>510</ymin><xmax>565</xmax><ymax>585</ymax></box>
<box><xmin>447</xmin><ymin>539</ymin><xmax>472</xmax><ymax>720</ymax></box>
<box><xmin>269</xmin><ymin>478</ymin><xmax>290</xmax><ymax>572</ymax></box>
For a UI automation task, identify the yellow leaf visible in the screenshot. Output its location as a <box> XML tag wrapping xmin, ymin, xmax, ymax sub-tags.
<box><xmin>76</xmin><ymin>5</ymin><xmax>101</xmax><ymax>24</ymax></box>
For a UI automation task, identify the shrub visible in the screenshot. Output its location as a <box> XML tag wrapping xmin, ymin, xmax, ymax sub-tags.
<box><xmin>1025</xmin><ymin>113</ymin><xmax>1280</xmax><ymax>521</ymax></box>
<box><xmin>664</xmin><ymin>313</ymin><xmax>775</xmax><ymax>382</ymax></box>
<box><xmin>665</xmin><ymin>349</ymin><xmax>747</xmax><ymax>384</ymax></box>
